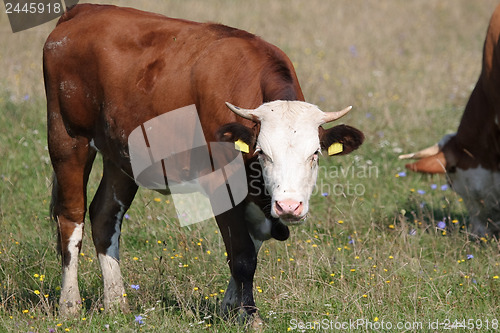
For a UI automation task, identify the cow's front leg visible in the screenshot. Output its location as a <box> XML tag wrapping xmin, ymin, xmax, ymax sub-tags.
<box><xmin>218</xmin><ymin>224</ymin><xmax>259</xmax><ymax>319</ymax></box>
<box><xmin>217</xmin><ymin>202</ymin><xmax>269</xmax><ymax>328</ymax></box>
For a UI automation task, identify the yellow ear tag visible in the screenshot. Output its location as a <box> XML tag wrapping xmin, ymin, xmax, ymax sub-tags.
<box><xmin>328</xmin><ymin>142</ymin><xmax>343</xmax><ymax>155</ymax></box>
<box><xmin>234</xmin><ymin>139</ymin><xmax>249</xmax><ymax>153</ymax></box>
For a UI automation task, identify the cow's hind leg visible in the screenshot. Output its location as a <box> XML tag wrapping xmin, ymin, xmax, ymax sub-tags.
<box><xmin>50</xmin><ymin>136</ymin><xmax>96</xmax><ymax>317</ymax></box>
<box><xmin>89</xmin><ymin>158</ymin><xmax>138</xmax><ymax>313</ymax></box>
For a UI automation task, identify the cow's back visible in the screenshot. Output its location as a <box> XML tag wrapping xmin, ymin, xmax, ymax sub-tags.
<box><xmin>43</xmin><ymin>4</ymin><xmax>302</xmax><ymax>172</ymax></box>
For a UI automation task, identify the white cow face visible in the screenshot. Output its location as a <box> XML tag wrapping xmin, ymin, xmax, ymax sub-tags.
<box><xmin>225</xmin><ymin>100</ymin><xmax>364</xmax><ymax>225</ymax></box>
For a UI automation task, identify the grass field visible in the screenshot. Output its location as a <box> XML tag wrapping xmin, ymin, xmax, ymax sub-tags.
<box><xmin>1</xmin><ymin>1</ymin><xmax>500</xmax><ymax>332</ymax></box>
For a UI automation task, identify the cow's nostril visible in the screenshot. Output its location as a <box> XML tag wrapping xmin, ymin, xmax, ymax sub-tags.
<box><xmin>275</xmin><ymin>201</ymin><xmax>283</xmax><ymax>214</ymax></box>
<box><xmin>295</xmin><ymin>202</ymin><xmax>303</xmax><ymax>215</ymax></box>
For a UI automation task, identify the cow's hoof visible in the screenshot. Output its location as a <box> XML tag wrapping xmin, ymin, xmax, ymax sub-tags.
<box><xmin>104</xmin><ymin>297</ymin><xmax>130</xmax><ymax>314</ymax></box>
<box><xmin>246</xmin><ymin>313</ymin><xmax>265</xmax><ymax>331</ymax></box>
<box><xmin>59</xmin><ymin>300</ymin><xmax>82</xmax><ymax>317</ymax></box>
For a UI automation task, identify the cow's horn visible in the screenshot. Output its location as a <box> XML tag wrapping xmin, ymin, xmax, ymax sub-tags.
<box><xmin>322</xmin><ymin>106</ymin><xmax>352</xmax><ymax>123</ymax></box>
<box><xmin>398</xmin><ymin>143</ymin><xmax>440</xmax><ymax>160</ymax></box>
<box><xmin>225</xmin><ymin>102</ymin><xmax>257</xmax><ymax>121</ymax></box>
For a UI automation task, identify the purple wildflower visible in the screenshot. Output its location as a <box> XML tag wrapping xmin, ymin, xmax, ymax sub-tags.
<box><xmin>322</xmin><ymin>192</ymin><xmax>329</xmax><ymax>197</ymax></box>
<box><xmin>135</xmin><ymin>315</ymin><xmax>144</xmax><ymax>325</ymax></box>
<box><xmin>131</xmin><ymin>284</ymin><xmax>140</xmax><ymax>290</ymax></box>
<box><xmin>441</xmin><ymin>184</ymin><xmax>449</xmax><ymax>191</ymax></box>
<box><xmin>349</xmin><ymin>45</ymin><xmax>358</xmax><ymax>57</ymax></box>
<box><xmin>124</xmin><ymin>213</ymin><xmax>130</xmax><ymax>219</ymax></box>
<box><xmin>417</xmin><ymin>189</ymin><xmax>426</xmax><ymax>195</ymax></box>
<box><xmin>397</xmin><ymin>171</ymin><xmax>407</xmax><ymax>177</ymax></box>
<box><xmin>437</xmin><ymin>221</ymin><xmax>446</xmax><ymax>229</ymax></box>
<box><xmin>467</xmin><ymin>254</ymin><xmax>474</xmax><ymax>260</ymax></box>
<box><xmin>430</xmin><ymin>184</ymin><xmax>437</xmax><ymax>190</ymax></box>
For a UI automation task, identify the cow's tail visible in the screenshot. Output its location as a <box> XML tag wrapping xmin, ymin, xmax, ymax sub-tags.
<box><xmin>49</xmin><ymin>172</ymin><xmax>58</xmax><ymax>222</ymax></box>
<box><xmin>49</xmin><ymin>172</ymin><xmax>63</xmax><ymax>254</ymax></box>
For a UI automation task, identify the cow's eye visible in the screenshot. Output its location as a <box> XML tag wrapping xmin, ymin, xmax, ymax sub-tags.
<box><xmin>255</xmin><ymin>147</ymin><xmax>272</xmax><ymax>163</ymax></box>
<box><xmin>309</xmin><ymin>151</ymin><xmax>320</xmax><ymax>167</ymax></box>
<box><xmin>311</xmin><ymin>149</ymin><xmax>321</xmax><ymax>163</ymax></box>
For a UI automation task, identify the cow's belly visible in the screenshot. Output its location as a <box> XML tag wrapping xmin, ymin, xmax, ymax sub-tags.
<box><xmin>451</xmin><ymin>167</ymin><xmax>500</xmax><ymax>235</ymax></box>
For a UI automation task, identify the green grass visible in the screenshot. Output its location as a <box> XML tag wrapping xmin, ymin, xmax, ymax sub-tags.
<box><xmin>1</xmin><ymin>1</ymin><xmax>500</xmax><ymax>332</ymax></box>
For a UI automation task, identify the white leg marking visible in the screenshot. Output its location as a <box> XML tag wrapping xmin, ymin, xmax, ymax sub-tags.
<box><xmin>88</xmin><ymin>138</ymin><xmax>100</xmax><ymax>152</ymax></box>
<box><xmin>108</xmin><ymin>191</ymin><xmax>126</xmax><ymax>260</ymax></box>
<box><xmin>60</xmin><ymin>223</ymin><xmax>83</xmax><ymax>315</ymax></box>
<box><xmin>97</xmin><ymin>191</ymin><xmax>128</xmax><ymax>311</ymax></box>
<box><xmin>98</xmin><ymin>253</ymin><xmax>127</xmax><ymax>310</ymax></box>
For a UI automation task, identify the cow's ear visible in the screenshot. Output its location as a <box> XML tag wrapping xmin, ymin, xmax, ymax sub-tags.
<box><xmin>320</xmin><ymin>124</ymin><xmax>364</xmax><ymax>156</ymax></box>
<box><xmin>215</xmin><ymin>122</ymin><xmax>255</xmax><ymax>153</ymax></box>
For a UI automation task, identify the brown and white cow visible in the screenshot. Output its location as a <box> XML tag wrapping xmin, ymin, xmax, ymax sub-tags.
<box><xmin>44</xmin><ymin>4</ymin><xmax>364</xmax><ymax>324</ymax></box>
<box><xmin>400</xmin><ymin>4</ymin><xmax>500</xmax><ymax>238</ymax></box>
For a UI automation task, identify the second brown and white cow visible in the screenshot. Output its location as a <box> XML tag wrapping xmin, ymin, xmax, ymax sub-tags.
<box><xmin>44</xmin><ymin>4</ymin><xmax>364</xmax><ymax>326</ymax></box>
<box><xmin>400</xmin><ymin>4</ymin><xmax>500</xmax><ymax>238</ymax></box>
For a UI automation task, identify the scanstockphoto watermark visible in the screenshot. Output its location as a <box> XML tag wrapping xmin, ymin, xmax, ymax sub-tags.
<box><xmin>289</xmin><ymin>318</ymin><xmax>499</xmax><ymax>331</ymax></box>
<box><xmin>289</xmin><ymin>318</ymin><xmax>424</xmax><ymax>332</ymax></box>
<box><xmin>128</xmin><ymin>104</ymin><xmax>377</xmax><ymax>226</ymax></box>
<box><xmin>3</xmin><ymin>0</ymin><xmax>79</xmax><ymax>32</ymax></box>
<box><xmin>247</xmin><ymin>162</ymin><xmax>379</xmax><ymax>198</ymax></box>
<box><xmin>314</xmin><ymin>164</ymin><xmax>379</xmax><ymax>197</ymax></box>
<box><xmin>289</xmin><ymin>318</ymin><xmax>423</xmax><ymax>331</ymax></box>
